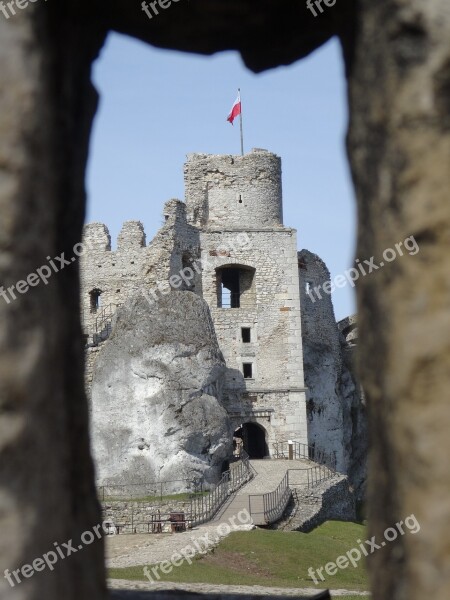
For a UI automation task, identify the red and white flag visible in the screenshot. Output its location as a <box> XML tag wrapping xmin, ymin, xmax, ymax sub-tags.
<box><xmin>227</xmin><ymin>91</ymin><xmax>242</xmax><ymax>125</ymax></box>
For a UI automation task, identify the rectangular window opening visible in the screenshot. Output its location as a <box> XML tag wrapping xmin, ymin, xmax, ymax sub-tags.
<box><xmin>243</xmin><ymin>363</ymin><xmax>253</xmax><ymax>379</ymax></box>
<box><xmin>90</xmin><ymin>290</ymin><xmax>102</xmax><ymax>313</ymax></box>
<box><xmin>241</xmin><ymin>327</ymin><xmax>251</xmax><ymax>343</ymax></box>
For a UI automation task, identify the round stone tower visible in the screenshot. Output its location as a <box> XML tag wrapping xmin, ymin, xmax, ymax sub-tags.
<box><xmin>184</xmin><ymin>149</ymin><xmax>283</xmax><ymax>229</ymax></box>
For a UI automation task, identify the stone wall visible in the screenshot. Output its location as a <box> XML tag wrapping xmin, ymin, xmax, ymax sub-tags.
<box><xmin>274</xmin><ymin>474</ymin><xmax>356</xmax><ymax>533</ymax></box>
<box><xmin>292</xmin><ymin>476</ymin><xmax>356</xmax><ymax>533</ymax></box>
<box><xmin>184</xmin><ymin>149</ymin><xmax>283</xmax><ymax>229</ymax></box>
<box><xmin>185</xmin><ymin>150</ymin><xmax>308</xmax><ymax>449</ymax></box>
<box><xmin>0</xmin><ymin>7</ymin><xmax>108</xmax><ymax>600</ymax></box>
<box><xmin>0</xmin><ymin>2</ymin><xmax>448</xmax><ymax>600</ymax></box>
<box><xmin>201</xmin><ymin>228</ymin><xmax>307</xmax><ymax>448</ymax></box>
<box><xmin>80</xmin><ymin>200</ymin><xmax>200</xmax><ymax>344</ymax></box>
<box><xmin>101</xmin><ymin>500</ymin><xmax>191</xmax><ymax>534</ymax></box>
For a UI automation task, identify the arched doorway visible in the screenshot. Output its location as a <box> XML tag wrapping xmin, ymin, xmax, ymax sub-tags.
<box><xmin>234</xmin><ymin>423</ymin><xmax>268</xmax><ymax>459</ymax></box>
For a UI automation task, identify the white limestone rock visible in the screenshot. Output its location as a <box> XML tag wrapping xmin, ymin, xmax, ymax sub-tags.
<box><xmin>91</xmin><ymin>291</ymin><xmax>232</xmax><ymax>488</ymax></box>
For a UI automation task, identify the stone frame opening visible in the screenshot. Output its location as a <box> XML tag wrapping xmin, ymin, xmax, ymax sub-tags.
<box><xmin>234</xmin><ymin>422</ymin><xmax>268</xmax><ymax>459</ymax></box>
<box><xmin>89</xmin><ymin>288</ymin><xmax>103</xmax><ymax>313</ymax></box>
<box><xmin>216</xmin><ymin>264</ymin><xmax>256</xmax><ymax>309</ymax></box>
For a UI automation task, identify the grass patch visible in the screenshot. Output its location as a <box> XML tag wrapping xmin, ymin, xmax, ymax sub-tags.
<box><xmin>109</xmin><ymin>521</ymin><xmax>369</xmax><ymax>591</ymax></box>
<box><xmin>334</xmin><ymin>597</ymin><xmax>370</xmax><ymax>599</ymax></box>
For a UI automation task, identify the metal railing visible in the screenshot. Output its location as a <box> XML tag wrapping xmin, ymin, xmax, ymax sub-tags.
<box><xmin>288</xmin><ymin>464</ymin><xmax>336</xmax><ymax>489</ymax></box>
<box><xmin>247</xmin><ymin>442</ymin><xmax>338</xmax><ymax>525</ymax></box>
<box><xmin>219</xmin><ymin>292</ymin><xmax>241</xmax><ymax>309</ymax></box>
<box><xmin>218</xmin><ymin>293</ymin><xmax>256</xmax><ymax>310</ymax></box>
<box><xmin>190</xmin><ymin>451</ymin><xmax>253</xmax><ymax>526</ymax></box>
<box><xmin>92</xmin><ymin>303</ymin><xmax>122</xmax><ymax>345</ymax></box>
<box><xmin>104</xmin><ymin>511</ymin><xmax>194</xmax><ymax>535</ymax></box>
<box><xmin>272</xmin><ymin>441</ymin><xmax>337</xmax><ymax>471</ymax></box>
<box><xmin>248</xmin><ymin>471</ymin><xmax>292</xmax><ymax>525</ymax></box>
<box><xmin>100</xmin><ymin>454</ymin><xmax>253</xmax><ymax>534</ymax></box>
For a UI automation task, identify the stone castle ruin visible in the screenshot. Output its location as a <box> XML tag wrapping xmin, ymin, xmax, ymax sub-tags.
<box><xmin>81</xmin><ymin>149</ymin><xmax>365</xmax><ymax>493</ymax></box>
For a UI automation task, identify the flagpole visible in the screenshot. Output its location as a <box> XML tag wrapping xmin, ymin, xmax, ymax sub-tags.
<box><xmin>238</xmin><ymin>88</ymin><xmax>244</xmax><ymax>156</ymax></box>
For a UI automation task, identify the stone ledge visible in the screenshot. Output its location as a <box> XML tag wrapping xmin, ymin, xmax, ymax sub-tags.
<box><xmin>109</xmin><ymin>587</ymin><xmax>332</xmax><ymax>599</ymax></box>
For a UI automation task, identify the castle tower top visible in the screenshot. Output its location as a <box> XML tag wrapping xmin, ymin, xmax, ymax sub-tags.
<box><xmin>184</xmin><ymin>149</ymin><xmax>283</xmax><ymax>229</ymax></box>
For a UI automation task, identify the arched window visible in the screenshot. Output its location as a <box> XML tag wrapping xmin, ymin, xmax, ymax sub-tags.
<box><xmin>216</xmin><ymin>265</ymin><xmax>255</xmax><ymax>309</ymax></box>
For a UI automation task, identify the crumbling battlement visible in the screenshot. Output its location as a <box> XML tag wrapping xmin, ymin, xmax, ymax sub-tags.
<box><xmin>80</xmin><ymin>199</ymin><xmax>200</xmax><ymax>340</ymax></box>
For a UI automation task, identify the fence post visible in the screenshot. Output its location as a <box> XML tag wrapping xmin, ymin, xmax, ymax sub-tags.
<box><xmin>288</xmin><ymin>440</ymin><xmax>294</xmax><ymax>461</ymax></box>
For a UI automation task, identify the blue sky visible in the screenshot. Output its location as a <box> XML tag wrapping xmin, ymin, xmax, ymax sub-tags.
<box><xmin>86</xmin><ymin>32</ymin><xmax>356</xmax><ymax>321</ymax></box>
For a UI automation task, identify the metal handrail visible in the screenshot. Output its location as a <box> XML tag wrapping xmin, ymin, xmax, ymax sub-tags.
<box><xmin>91</xmin><ymin>303</ymin><xmax>122</xmax><ymax>345</ymax></box>
<box><xmin>248</xmin><ymin>443</ymin><xmax>338</xmax><ymax>525</ymax></box>
<box><xmin>272</xmin><ymin>440</ymin><xmax>337</xmax><ymax>472</ymax></box>
<box><xmin>288</xmin><ymin>465</ymin><xmax>336</xmax><ymax>489</ymax></box>
<box><xmin>190</xmin><ymin>454</ymin><xmax>253</xmax><ymax>526</ymax></box>
<box><xmin>95</xmin><ymin>303</ymin><xmax>121</xmax><ymax>334</ymax></box>
<box><xmin>100</xmin><ymin>456</ymin><xmax>254</xmax><ymax>533</ymax></box>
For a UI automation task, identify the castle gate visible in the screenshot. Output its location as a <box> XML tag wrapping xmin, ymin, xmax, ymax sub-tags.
<box><xmin>235</xmin><ymin>422</ymin><xmax>269</xmax><ymax>459</ymax></box>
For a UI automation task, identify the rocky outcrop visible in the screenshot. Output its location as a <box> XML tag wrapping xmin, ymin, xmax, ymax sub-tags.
<box><xmin>337</xmin><ymin>316</ymin><xmax>367</xmax><ymax>501</ymax></box>
<box><xmin>91</xmin><ymin>291</ymin><xmax>232</xmax><ymax>488</ymax></box>
<box><xmin>298</xmin><ymin>250</ymin><xmax>367</xmax><ymax>499</ymax></box>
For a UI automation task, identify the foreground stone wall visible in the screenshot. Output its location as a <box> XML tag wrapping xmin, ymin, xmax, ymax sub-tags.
<box><xmin>0</xmin><ymin>7</ymin><xmax>107</xmax><ymax>600</ymax></box>
<box><xmin>347</xmin><ymin>2</ymin><xmax>450</xmax><ymax>597</ymax></box>
<box><xmin>109</xmin><ymin>591</ymin><xmax>331</xmax><ymax>600</ymax></box>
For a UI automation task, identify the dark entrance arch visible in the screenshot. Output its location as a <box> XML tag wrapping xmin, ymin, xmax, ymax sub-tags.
<box><xmin>234</xmin><ymin>422</ymin><xmax>268</xmax><ymax>459</ymax></box>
